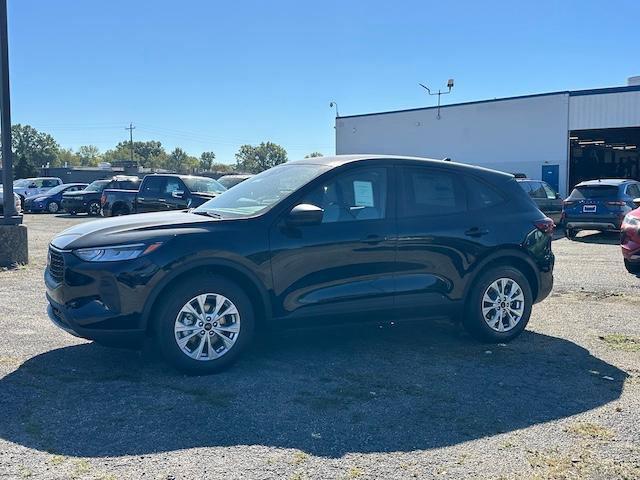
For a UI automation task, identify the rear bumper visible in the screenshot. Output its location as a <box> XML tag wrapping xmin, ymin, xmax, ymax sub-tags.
<box><xmin>565</xmin><ymin>220</ymin><xmax>621</xmax><ymax>231</ymax></box>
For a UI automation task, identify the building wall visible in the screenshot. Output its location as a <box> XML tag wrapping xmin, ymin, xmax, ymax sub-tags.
<box><xmin>336</xmin><ymin>93</ymin><xmax>571</xmax><ymax>194</ymax></box>
<box><xmin>569</xmin><ymin>90</ymin><xmax>640</xmax><ymax>130</ymax></box>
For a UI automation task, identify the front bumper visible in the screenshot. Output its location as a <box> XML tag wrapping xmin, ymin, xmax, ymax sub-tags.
<box><xmin>24</xmin><ymin>201</ymin><xmax>47</xmax><ymax>212</ymax></box>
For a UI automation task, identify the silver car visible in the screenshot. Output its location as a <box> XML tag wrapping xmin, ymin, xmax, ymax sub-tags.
<box><xmin>0</xmin><ymin>192</ymin><xmax>22</xmax><ymax>215</ymax></box>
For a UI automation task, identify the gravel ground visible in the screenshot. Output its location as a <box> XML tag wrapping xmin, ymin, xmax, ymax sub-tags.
<box><xmin>0</xmin><ymin>214</ymin><xmax>639</xmax><ymax>479</ymax></box>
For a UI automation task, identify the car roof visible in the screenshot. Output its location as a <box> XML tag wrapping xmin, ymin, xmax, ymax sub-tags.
<box><xmin>575</xmin><ymin>179</ymin><xmax>637</xmax><ymax>187</ymax></box>
<box><xmin>147</xmin><ymin>174</ymin><xmax>213</xmax><ymax>181</ymax></box>
<box><xmin>287</xmin><ymin>154</ymin><xmax>514</xmax><ymax>179</ymax></box>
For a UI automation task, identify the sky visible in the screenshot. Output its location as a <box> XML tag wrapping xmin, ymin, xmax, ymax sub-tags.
<box><xmin>7</xmin><ymin>0</ymin><xmax>640</xmax><ymax>164</ymax></box>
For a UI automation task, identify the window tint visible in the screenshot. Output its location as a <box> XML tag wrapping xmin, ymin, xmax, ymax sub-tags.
<box><xmin>32</xmin><ymin>179</ymin><xmax>44</xmax><ymax>188</ymax></box>
<box><xmin>303</xmin><ymin>167</ymin><xmax>387</xmax><ymax>223</ymax></box>
<box><xmin>41</xmin><ymin>179</ymin><xmax>58</xmax><ymax>188</ymax></box>
<box><xmin>517</xmin><ymin>181</ymin><xmax>532</xmax><ymax>194</ymax></box>
<box><xmin>569</xmin><ymin>186</ymin><xmax>619</xmax><ymax>199</ymax></box>
<box><xmin>141</xmin><ymin>177</ymin><xmax>164</xmax><ymax>194</ymax></box>
<box><xmin>465</xmin><ymin>176</ymin><xmax>504</xmax><ymax>210</ymax></box>
<box><xmin>529</xmin><ymin>181</ymin><xmax>547</xmax><ymax>199</ymax></box>
<box><xmin>541</xmin><ymin>182</ymin><xmax>557</xmax><ymax>199</ymax></box>
<box><xmin>400</xmin><ymin>167</ymin><xmax>466</xmax><ymax>217</ymax></box>
<box><xmin>626</xmin><ymin>184</ymin><xmax>640</xmax><ymax>198</ymax></box>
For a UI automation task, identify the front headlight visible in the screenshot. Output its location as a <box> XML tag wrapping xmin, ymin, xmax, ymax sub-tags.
<box><xmin>73</xmin><ymin>242</ymin><xmax>162</xmax><ymax>262</ymax></box>
<box><xmin>623</xmin><ymin>214</ymin><xmax>640</xmax><ymax>228</ymax></box>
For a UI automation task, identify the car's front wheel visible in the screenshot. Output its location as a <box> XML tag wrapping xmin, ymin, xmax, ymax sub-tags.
<box><xmin>463</xmin><ymin>266</ymin><xmax>532</xmax><ymax>342</ymax></box>
<box><xmin>47</xmin><ymin>200</ymin><xmax>60</xmax><ymax>214</ymax></box>
<box><xmin>565</xmin><ymin>228</ymin><xmax>577</xmax><ymax>240</ymax></box>
<box><xmin>154</xmin><ymin>275</ymin><xmax>255</xmax><ymax>374</ymax></box>
<box><xmin>624</xmin><ymin>259</ymin><xmax>640</xmax><ymax>275</ymax></box>
<box><xmin>88</xmin><ymin>201</ymin><xmax>101</xmax><ymax>216</ymax></box>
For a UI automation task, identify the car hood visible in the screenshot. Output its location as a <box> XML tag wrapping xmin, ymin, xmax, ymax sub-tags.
<box><xmin>51</xmin><ymin>210</ymin><xmax>220</xmax><ymax>250</ymax></box>
<box><xmin>63</xmin><ymin>190</ymin><xmax>91</xmax><ymax>198</ymax></box>
<box><xmin>26</xmin><ymin>195</ymin><xmax>48</xmax><ymax>202</ymax></box>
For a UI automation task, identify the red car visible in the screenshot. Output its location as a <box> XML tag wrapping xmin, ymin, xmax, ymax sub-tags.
<box><xmin>621</xmin><ymin>207</ymin><xmax>640</xmax><ymax>274</ymax></box>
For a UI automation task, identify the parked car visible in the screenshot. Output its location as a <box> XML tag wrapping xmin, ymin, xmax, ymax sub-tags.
<box><xmin>45</xmin><ymin>155</ymin><xmax>555</xmax><ymax>374</ymax></box>
<box><xmin>563</xmin><ymin>179</ymin><xmax>640</xmax><ymax>239</ymax></box>
<box><xmin>0</xmin><ymin>192</ymin><xmax>22</xmax><ymax>215</ymax></box>
<box><xmin>101</xmin><ymin>174</ymin><xmax>226</xmax><ymax>217</ymax></box>
<box><xmin>9</xmin><ymin>177</ymin><xmax>63</xmax><ymax>205</ymax></box>
<box><xmin>23</xmin><ymin>183</ymin><xmax>88</xmax><ymax>213</ymax></box>
<box><xmin>217</xmin><ymin>174</ymin><xmax>253</xmax><ymax>189</ymax></box>
<box><xmin>516</xmin><ymin>178</ymin><xmax>563</xmax><ymax>225</ymax></box>
<box><xmin>62</xmin><ymin>176</ymin><xmax>140</xmax><ymax>216</ymax></box>
<box><xmin>621</xmin><ymin>201</ymin><xmax>640</xmax><ymax>274</ymax></box>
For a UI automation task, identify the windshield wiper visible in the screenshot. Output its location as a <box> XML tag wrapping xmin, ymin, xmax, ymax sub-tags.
<box><xmin>191</xmin><ymin>210</ymin><xmax>223</xmax><ymax>219</ymax></box>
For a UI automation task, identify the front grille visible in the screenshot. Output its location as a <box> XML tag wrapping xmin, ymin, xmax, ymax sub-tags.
<box><xmin>48</xmin><ymin>247</ymin><xmax>65</xmax><ymax>282</ymax></box>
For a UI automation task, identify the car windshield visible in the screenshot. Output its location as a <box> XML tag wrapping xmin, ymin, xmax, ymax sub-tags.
<box><xmin>13</xmin><ymin>179</ymin><xmax>32</xmax><ymax>188</ymax></box>
<box><xmin>569</xmin><ymin>185</ymin><xmax>619</xmax><ymax>200</ymax></box>
<box><xmin>84</xmin><ymin>180</ymin><xmax>110</xmax><ymax>192</ymax></box>
<box><xmin>194</xmin><ymin>163</ymin><xmax>329</xmax><ymax>218</ymax></box>
<box><xmin>44</xmin><ymin>184</ymin><xmax>71</xmax><ymax>195</ymax></box>
<box><xmin>182</xmin><ymin>176</ymin><xmax>227</xmax><ymax>194</ymax></box>
<box><xmin>218</xmin><ymin>176</ymin><xmax>249</xmax><ymax>189</ymax></box>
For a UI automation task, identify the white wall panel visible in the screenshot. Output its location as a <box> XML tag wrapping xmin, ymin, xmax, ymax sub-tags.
<box><xmin>569</xmin><ymin>91</ymin><xmax>640</xmax><ymax>130</ymax></box>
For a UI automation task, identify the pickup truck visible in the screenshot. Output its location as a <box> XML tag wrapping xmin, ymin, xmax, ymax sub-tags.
<box><xmin>101</xmin><ymin>174</ymin><xmax>226</xmax><ymax>216</ymax></box>
<box><xmin>62</xmin><ymin>175</ymin><xmax>141</xmax><ymax>216</ymax></box>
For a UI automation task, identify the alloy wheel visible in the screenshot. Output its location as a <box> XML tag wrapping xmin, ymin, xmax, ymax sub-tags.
<box><xmin>481</xmin><ymin>277</ymin><xmax>525</xmax><ymax>332</ymax></box>
<box><xmin>48</xmin><ymin>201</ymin><xmax>59</xmax><ymax>213</ymax></box>
<box><xmin>174</xmin><ymin>293</ymin><xmax>241</xmax><ymax>361</ymax></box>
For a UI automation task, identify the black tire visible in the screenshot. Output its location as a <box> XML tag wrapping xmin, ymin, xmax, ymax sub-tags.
<box><xmin>624</xmin><ymin>259</ymin><xmax>640</xmax><ymax>275</ymax></box>
<box><xmin>565</xmin><ymin>228</ymin><xmax>577</xmax><ymax>240</ymax></box>
<box><xmin>463</xmin><ymin>266</ymin><xmax>533</xmax><ymax>343</ymax></box>
<box><xmin>47</xmin><ymin>200</ymin><xmax>60</xmax><ymax>214</ymax></box>
<box><xmin>112</xmin><ymin>205</ymin><xmax>129</xmax><ymax>216</ymax></box>
<box><xmin>154</xmin><ymin>275</ymin><xmax>255</xmax><ymax>374</ymax></box>
<box><xmin>69</xmin><ymin>210</ymin><xmax>77</xmax><ymax>216</ymax></box>
<box><xmin>88</xmin><ymin>201</ymin><xmax>101</xmax><ymax>216</ymax></box>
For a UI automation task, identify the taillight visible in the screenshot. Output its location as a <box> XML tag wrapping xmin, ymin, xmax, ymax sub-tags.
<box><xmin>100</xmin><ymin>193</ymin><xmax>106</xmax><ymax>206</ymax></box>
<box><xmin>534</xmin><ymin>217</ymin><xmax>555</xmax><ymax>234</ymax></box>
<box><xmin>606</xmin><ymin>201</ymin><xmax>626</xmax><ymax>207</ymax></box>
<box><xmin>563</xmin><ymin>200</ymin><xmax>576</xmax><ymax>208</ymax></box>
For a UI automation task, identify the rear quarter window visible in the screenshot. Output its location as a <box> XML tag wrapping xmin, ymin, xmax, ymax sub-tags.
<box><xmin>465</xmin><ymin>176</ymin><xmax>505</xmax><ymax>210</ymax></box>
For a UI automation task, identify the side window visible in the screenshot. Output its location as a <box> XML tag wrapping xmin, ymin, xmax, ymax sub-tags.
<box><xmin>122</xmin><ymin>181</ymin><xmax>139</xmax><ymax>190</ymax></box>
<box><xmin>465</xmin><ymin>176</ymin><xmax>505</xmax><ymax>210</ymax></box>
<box><xmin>626</xmin><ymin>184</ymin><xmax>640</xmax><ymax>198</ymax></box>
<box><xmin>33</xmin><ymin>179</ymin><xmax>44</xmax><ymax>188</ymax></box>
<box><xmin>141</xmin><ymin>177</ymin><xmax>164</xmax><ymax>195</ymax></box>
<box><xmin>303</xmin><ymin>167</ymin><xmax>387</xmax><ymax>223</ymax></box>
<box><xmin>542</xmin><ymin>182</ymin><xmax>558</xmax><ymax>199</ymax></box>
<box><xmin>518</xmin><ymin>181</ymin><xmax>533</xmax><ymax>195</ymax></box>
<box><xmin>529</xmin><ymin>181</ymin><xmax>547</xmax><ymax>199</ymax></box>
<box><xmin>164</xmin><ymin>177</ymin><xmax>185</xmax><ymax>195</ymax></box>
<box><xmin>42</xmin><ymin>179</ymin><xmax>57</xmax><ymax>188</ymax></box>
<box><xmin>400</xmin><ymin>167</ymin><xmax>466</xmax><ymax>217</ymax></box>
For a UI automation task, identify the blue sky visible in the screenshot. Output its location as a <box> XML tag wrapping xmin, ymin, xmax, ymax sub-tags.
<box><xmin>7</xmin><ymin>0</ymin><xmax>640</xmax><ymax>164</ymax></box>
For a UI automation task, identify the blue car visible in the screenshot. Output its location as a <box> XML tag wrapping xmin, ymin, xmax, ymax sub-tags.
<box><xmin>563</xmin><ymin>179</ymin><xmax>640</xmax><ymax>239</ymax></box>
<box><xmin>23</xmin><ymin>183</ymin><xmax>88</xmax><ymax>213</ymax></box>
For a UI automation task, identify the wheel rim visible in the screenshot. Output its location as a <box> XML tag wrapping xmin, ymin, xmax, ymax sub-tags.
<box><xmin>48</xmin><ymin>202</ymin><xmax>59</xmax><ymax>213</ymax></box>
<box><xmin>481</xmin><ymin>277</ymin><xmax>525</xmax><ymax>332</ymax></box>
<box><xmin>89</xmin><ymin>203</ymin><xmax>99</xmax><ymax>215</ymax></box>
<box><xmin>174</xmin><ymin>293</ymin><xmax>241</xmax><ymax>361</ymax></box>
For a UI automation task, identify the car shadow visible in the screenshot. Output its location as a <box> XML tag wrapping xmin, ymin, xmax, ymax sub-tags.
<box><xmin>571</xmin><ymin>231</ymin><xmax>620</xmax><ymax>245</ymax></box>
<box><xmin>0</xmin><ymin>320</ymin><xmax>626</xmax><ymax>458</ymax></box>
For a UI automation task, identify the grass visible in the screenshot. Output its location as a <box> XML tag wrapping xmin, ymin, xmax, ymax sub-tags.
<box><xmin>527</xmin><ymin>447</ymin><xmax>640</xmax><ymax>480</ymax></box>
<box><xmin>565</xmin><ymin>421</ymin><xmax>614</xmax><ymax>441</ymax></box>
<box><xmin>599</xmin><ymin>334</ymin><xmax>640</xmax><ymax>352</ymax></box>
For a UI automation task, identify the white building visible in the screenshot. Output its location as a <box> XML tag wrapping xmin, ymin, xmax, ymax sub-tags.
<box><xmin>335</xmin><ymin>78</ymin><xmax>640</xmax><ymax>196</ymax></box>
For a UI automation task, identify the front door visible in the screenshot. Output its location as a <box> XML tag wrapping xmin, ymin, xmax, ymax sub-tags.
<box><xmin>137</xmin><ymin>176</ymin><xmax>166</xmax><ymax>213</ymax></box>
<box><xmin>163</xmin><ymin>177</ymin><xmax>190</xmax><ymax>210</ymax></box>
<box><xmin>269</xmin><ymin>165</ymin><xmax>397</xmax><ymax>323</ymax></box>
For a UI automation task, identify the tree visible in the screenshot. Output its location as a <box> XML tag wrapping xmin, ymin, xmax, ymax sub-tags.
<box><xmin>166</xmin><ymin>147</ymin><xmax>198</xmax><ymax>173</ymax></box>
<box><xmin>235</xmin><ymin>142</ymin><xmax>287</xmax><ymax>173</ymax></box>
<box><xmin>102</xmin><ymin>140</ymin><xmax>168</xmax><ymax>169</ymax></box>
<box><xmin>3</xmin><ymin>124</ymin><xmax>60</xmax><ymax>178</ymax></box>
<box><xmin>78</xmin><ymin>145</ymin><xmax>101</xmax><ymax>166</ymax></box>
<box><xmin>305</xmin><ymin>152</ymin><xmax>324</xmax><ymax>158</ymax></box>
<box><xmin>199</xmin><ymin>151</ymin><xmax>216</xmax><ymax>171</ymax></box>
<box><xmin>57</xmin><ymin>148</ymin><xmax>81</xmax><ymax>167</ymax></box>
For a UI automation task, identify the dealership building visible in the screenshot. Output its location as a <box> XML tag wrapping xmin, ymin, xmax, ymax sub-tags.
<box><xmin>335</xmin><ymin>78</ymin><xmax>640</xmax><ymax>196</ymax></box>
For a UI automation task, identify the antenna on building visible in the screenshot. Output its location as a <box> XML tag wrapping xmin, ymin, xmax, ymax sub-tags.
<box><xmin>419</xmin><ymin>79</ymin><xmax>454</xmax><ymax>120</ymax></box>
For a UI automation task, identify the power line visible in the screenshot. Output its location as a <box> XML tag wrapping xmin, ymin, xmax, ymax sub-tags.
<box><xmin>125</xmin><ymin>122</ymin><xmax>135</xmax><ymax>162</ymax></box>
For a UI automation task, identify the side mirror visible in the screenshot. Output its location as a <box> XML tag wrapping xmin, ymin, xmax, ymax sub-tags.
<box><xmin>555</xmin><ymin>193</ymin><xmax>562</xmax><ymax>199</ymax></box>
<box><xmin>287</xmin><ymin>203</ymin><xmax>324</xmax><ymax>226</ymax></box>
<box><xmin>172</xmin><ymin>190</ymin><xmax>185</xmax><ymax>199</ymax></box>
<box><xmin>633</xmin><ymin>198</ymin><xmax>640</xmax><ymax>209</ymax></box>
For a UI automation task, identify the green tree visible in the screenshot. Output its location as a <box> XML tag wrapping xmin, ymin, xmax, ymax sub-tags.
<box><xmin>57</xmin><ymin>148</ymin><xmax>81</xmax><ymax>167</ymax></box>
<box><xmin>166</xmin><ymin>147</ymin><xmax>198</xmax><ymax>173</ymax></box>
<box><xmin>4</xmin><ymin>124</ymin><xmax>60</xmax><ymax>178</ymax></box>
<box><xmin>235</xmin><ymin>142</ymin><xmax>287</xmax><ymax>173</ymax></box>
<box><xmin>102</xmin><ymin>140</ymin><xmax>168</xmax><ymax>169</ymax></box>
<box><xmin>78</xmin><ymin>145</ymin><xmax>101</xmax><ymax>166</ymax></box>
<box><xmin>305</xmin><ymin>152</ymin><xmax>324</xmax><ymax>158</ymax></box>
<box><xmin>199</xmin><ymin>151</ymin><xmax>216</xmax><ymax>171</ymax></box>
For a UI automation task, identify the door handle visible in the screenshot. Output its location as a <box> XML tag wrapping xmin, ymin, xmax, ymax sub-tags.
<box><xmin>361</xmin><ymin>234</ymin><xmax>385</xmax><ymax>245</ymax></box>
<box><xmin>465</xmin><ymin>227</ymin><xmax>489</xmax><ymax>237</ymax></box>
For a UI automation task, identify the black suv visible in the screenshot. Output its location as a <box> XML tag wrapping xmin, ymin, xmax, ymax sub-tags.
<box><xmin>45</xmin><ymin>156</ymin><xmax>555</xmax><ymax>374</ymax></box>
<box><xmin>62</xmin><ymin>176</ymin><xmax>140</xmax><ymax>216</ymax></box>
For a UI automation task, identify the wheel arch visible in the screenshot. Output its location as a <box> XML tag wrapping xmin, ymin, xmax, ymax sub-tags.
<box><xmin>111</xmin><ymin>201</ymin><xmax>130</xmax><ymax>215</ymax></box>
<box><xmin>142</xmin><ymin>260</ymin><xmax>272</xmax><ymax>335</ymax></box>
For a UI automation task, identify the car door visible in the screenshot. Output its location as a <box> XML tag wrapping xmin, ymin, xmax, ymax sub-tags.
<box><xmin>394</xmin><ymin>166</ymin><xmax>501</xmax><ymax>318</ymax></box>
<box><xmin>137</xmin><ymin>176</ymin><xmax>166</xmax><ymax>213</ymax></box>
<box><xmin>269</xmin><ymin>164</ymin><xmax>397</xmax><ymax>324</ymax></box>
<box><xmin>541</xmin><ymin>181</ymin><xmax>563</xmax><ymax>224</ymax></box>
<box><xmin>163</xmin><ymin>177</ymin><xmax>190</xmax><ymax>210</ymax></box>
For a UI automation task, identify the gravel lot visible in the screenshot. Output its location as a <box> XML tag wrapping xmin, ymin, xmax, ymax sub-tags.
<box><xmin>0</xmin><ymin>214</ymin><xmax>639</xmax><ymax>479</ymax></box>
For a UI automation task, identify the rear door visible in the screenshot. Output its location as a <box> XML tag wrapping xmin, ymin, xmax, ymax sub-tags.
<box><xmin>137</xmin><ymin>176</ymin><xmax>166</xmax><ymax>213</ymax></box>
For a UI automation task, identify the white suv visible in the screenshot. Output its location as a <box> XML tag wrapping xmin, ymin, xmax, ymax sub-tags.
<box><xmin>12</xmin><ymin>177</ymin><xmax>63</xmax><ymax>203</ymax></box>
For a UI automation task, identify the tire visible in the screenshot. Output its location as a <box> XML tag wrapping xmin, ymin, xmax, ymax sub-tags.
<box><xmin>112</xmin><ymin>205</ymin><xmax>129</xmax><ymax>216</ymax></box>
<box><xmin>69</xmin><ymin>210</ymin><xmax>77</xmax><ymax>216</ymax></box>
<box><xmin>154</xmin><ymin>275</ymin><xmax>255</xmax><ymax>374</ymax></box>
<box><xmin>88</xmin><ymin>201</ymin><xmax>100</xmax><ymax>216</ymax></box>
<box><xmin>624</xmin><ymin>259</ymin><xmax>640</xmax><ymax>275</ymax></box>
<box><xmin>463</xmin><ymin>266</ymin><xmax>533</xmax><ymax>343</ymax></box>
<box><xmin>47</xmin><ymin>200</ymin><xmax>60</xmax><ymax>214</ymax></box>
<box><xmin>565</xmin><ymin>228</ymin><xmax>577</xmax><ymax>240</ymax></box>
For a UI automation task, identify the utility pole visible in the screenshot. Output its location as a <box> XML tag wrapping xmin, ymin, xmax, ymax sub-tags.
<box><xmin>125</xmin><ymin>122</ymin><xmax>135</xmax><ymax>162</ymax></box>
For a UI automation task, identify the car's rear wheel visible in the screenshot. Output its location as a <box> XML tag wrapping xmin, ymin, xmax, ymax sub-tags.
<box><xmin>47</xmin><ymin>200</ymin><xmax>60</xmax><ymax>214</ymax></box>
<box><xmin>88</xmin><ymin>201</ymin><xmax>100</xmax><ymax>216</ymax></box>
<box><xmin>154</xmin><ymin>275</ymin><xmax>255</xmax><ymax>374</ymax></box>
<box><xmin>463</xmin><ymin>266</ymin><xmax>532</xmax><ymax>342</ymax></box>
<box><xmin>565</xmin><ymin>228</ymin><xmax>577</xmax><ymax>240</ymax></box>
<box><xmin>624</xmin><ymin>259</ymin><xmax>640</xmax><ymax>275</ymax></box>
